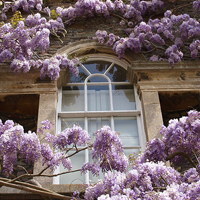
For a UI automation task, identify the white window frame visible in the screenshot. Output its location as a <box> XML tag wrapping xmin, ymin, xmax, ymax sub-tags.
<box><xmin>54</xmin><ymin>54</ymin><xmax>146</xmax><ymax>184</ymax></box>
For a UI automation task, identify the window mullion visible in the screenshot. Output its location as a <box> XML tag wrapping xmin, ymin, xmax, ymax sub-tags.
<box><xmin>109</xmin><ymin>82</ymin><xmax>113</xmax><ymax>111</ymax></box>
<box><xmin>84</xmin><ymin>117</ymin><xmax>89</xmax><ymax>184</ymax></box>
<box><xmin>111</xmin><ymin>116</ymin><xmax>114</xmax><ymax>131</ymax></box>
<box><xmin>58</xmin><ymin>110</ymin><xmax>141</xmax><ymax>118</ymax></box>
<box><xmin>85</xmin><ymin>81</ymin><xmax>87</xmax><ymax>111</ymax></box>
<box><xmin>104</xmin><ymin>62</ymin><xmax>114</xmax><ymax>75</ymax></box>
<box><xmin>79</xmin><ymin>63</ymin><xmax>91</xmax><ymax>76</ymax></box>
<box><xmin>58</xmin><ymin>88</ymin><xmax>62</xmax><ymax>113</ymax></box>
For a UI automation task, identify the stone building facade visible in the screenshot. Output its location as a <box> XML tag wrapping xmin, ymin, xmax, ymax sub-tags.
<box><xmin>0</xmin><ymin>0</ymin><xmax>200</xmax><ymax>199</ymax></box>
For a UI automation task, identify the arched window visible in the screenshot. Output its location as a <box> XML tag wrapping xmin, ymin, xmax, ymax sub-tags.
<box><xmin>55</xmin><ymin>55</ymin><xmax>146</xmax><ymax>184</ymax></box>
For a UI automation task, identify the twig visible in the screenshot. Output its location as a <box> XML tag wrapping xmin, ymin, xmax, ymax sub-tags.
<box><xmin>160</xmin><ymin>175</ymin><xmax>169</xmax><ymax>186</ymax></box>
<box><xmin>9</xmin><ymin>165</ymin><xmax>50</xmax><ymax>183</ymax></box>
<box><xmin>149</xmin><ymin>41</ymin><xmax>166</xmax><ymax>51</ymax></box>
<box><xmin>110</xmin><ymin>13</ymin><xmax>129</xmax><ymax>24</ymax></box>
<box><xmin>67</xmin><ymin>145</ymin><xmax>92</xmax><ymax>159</ymax></box>
<box><xmin>51</xmin><ymin>30</ymin><xmax>64</xmax><ymax>43</ymax></box>
<box><xmin>75</xmin><ymin>144</ymin><xmax>78</xmax><ymax>152</ymax></box>
<box><xmin>33</xmin><ymin>51</ymin><xmax>41</xmax><ymax>60</ymax></box>
<box><xmin>172</xmin><ymin>2</ymin><xmax>193</xmax><ymax>14</ymax></box>
<box><xmin>141</xmin><ymin>48</ymin><xmax>156</xmax><ymax>54</ymax></box>
<box><xmin>106</xmin><ymin>156</ymin><xmax>113</xmax><ymax>172</ymax></box>
<box><xmin>153</xmin><ymin>186</ymin><xmax>166</xmax><ymax>190</ymax></box>
<box><xmin>193</xmin><ymin>151</ymin><xmax>200</xmax><ymax>165</ymax></box>
<box><xmin>166</xmin><ymin>151</ymin><xmax>197</xmax><ymax>169</ymax></box>
<box><xmin>63</xmin><ymin>17</ymin><xmax>77</xmax><ymax>24</ymax></box>
<box><xmin>39</xmin><ymin>168</ymin><xmax>81</xmax><ymax>177</ymax></box>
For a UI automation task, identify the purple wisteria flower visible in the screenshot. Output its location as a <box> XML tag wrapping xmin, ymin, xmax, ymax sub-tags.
<box><xmin>53</xmin><ymin>124</ymin><xmax>90</xmax><ymax>150</ymax></box>
<box><xmin>92</xmin><ymin>126</ymin><xmax>128</xmax><ymax>172</ymax></box>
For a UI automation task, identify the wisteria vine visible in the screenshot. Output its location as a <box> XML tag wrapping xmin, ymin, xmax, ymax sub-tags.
<box><xmin>1</xmin><ymin>111</ymin><xmax>200</xmax><ymax>199</ymax></box>
<box><xmin>0</xmin><ymin>0</ymin><xmax>200</xmax><ymax>81</ymax></box>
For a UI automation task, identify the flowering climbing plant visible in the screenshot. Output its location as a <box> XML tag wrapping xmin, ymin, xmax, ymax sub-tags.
<box><xmin>1</xmin><ymin>110</ymin><xmax>200</xmax><ymax>199</ymax></box>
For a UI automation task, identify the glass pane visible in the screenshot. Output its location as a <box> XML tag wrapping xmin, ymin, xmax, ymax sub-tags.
<box><xmin>114</xmin><ymin>117</ymin><xmax>139</xmax><ymax>147</ymax></box>
<box><xmin>60</xmin><ymin>150</ymin><xmax>85</xmax><ymax>184</ymax></box>
<box><xmin>124</xmin><ymin>149</ymin><xmax>140</xmax><ymax>159</ymax></box>
<box><xmin>70</xmin><ymin>65</ymin><xmax>89</xmax><ymax>83</ymax></box>
<box><xmin>106</xmin><ymin>64</ymin><xmax>127</xmax><ymax>82</ymax></box>
<box><xmin>83</xmin><ymin>61</ymin><xmax>111</xmax><ymax>74</ymax></box>
<box><xmin>87</xmin><ymin>85</ymin><xmax>110</xmax><ymax>111</ymax></box>
<box><xmin>112</xmin><ymin>85</ymin><xmax>136</xmax><ymax>110</ymax></box>
<box><xmin>88</xmin><ymin>117</ymin><xmax>111</xmax><ymax>138</ymax></box>
<box><xmin>61</xmin><ymin>118</ymin><xmax>85</xmax><ymax>130</ymax></box>
<box><xmin>88</xmin><ymin>75</ymin><xmax>108</xmax><ymax>82</ymax></box>
<box><xmin>62</xmin><ymin>86</ymin><xmax>84</xmax><ymax>111</ymax></box>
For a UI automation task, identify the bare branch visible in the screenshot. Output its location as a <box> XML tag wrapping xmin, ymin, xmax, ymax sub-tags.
<box><xmin>172</xmin><ymin>2</ymin><xmax>193</xmax><ymax>14</ymax></box>
<box><xmin>37</xmin><ymin>168</ymin><xmax>82</xmax><ymax>177</ymax></box>
<box><xmin>0</xmin><ymin>179</ymin><xmax>71</xmax><ymax>200</ymax></box>
<box><xmin>110</xmin><ymin>13</ymin><xmax>129</xmax><ymax>24</ymax></box>
<box><xmin>0</xmin><ymin>177</ymin><xmax>56</xmax><ymax>194</ymax></box>
<box><xmin>166</xmin><ymin>151</ymin><xmax>197</xmax><ymax>169</ymax></box>
<box><xmin>17</xmin><ymin>165</ymin><xmax>29</xmax><ymax>174</ymax></box>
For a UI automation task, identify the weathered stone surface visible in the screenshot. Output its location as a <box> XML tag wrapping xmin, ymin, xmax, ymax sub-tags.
<box><xmin>141</xmin><ymin>91</ymin><xmax>163</xmax><ymax>141</ymax></box>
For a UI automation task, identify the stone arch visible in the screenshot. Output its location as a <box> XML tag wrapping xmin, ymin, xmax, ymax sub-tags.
<box><xmin>56</xmin><ymin>39</ymin><xmax>140</xmax><ymax>87</ymax></box>
<box><xmin>56</xmin><ymin>39</ymin><xmax>144</xmax><ymax>65</ymax></box>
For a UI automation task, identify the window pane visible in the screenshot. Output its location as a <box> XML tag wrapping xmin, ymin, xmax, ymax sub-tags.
<box><xmin>70</xmin><ymin>65</ymin><xmax>89</xmax><ymax>83</ymax></box>
<box><xmin>106</xmin><ymin>64</ymin><xmax>127</xmax><ymax>82</ymax></box>
<box><xmin>61</xmin><ymin>118</ymin><xmax>85</xmax><ymax>130</ymax></box>
<box><xmin>88</xmin><ymin>117</ymin><xmax>111</xmax><ymax>138</ymax></box>
<box><xmin>114</xmin><ymin>117</ymin><xmax>139</xmax><ymax>146</ymax></box>
<box><xmin>112</xmin><ymin>85</ymin><xmax>136</xmax><ymax>110</ymax></box>
<box><xmin>62</xmin><ymin>86</ymin><xmax>84</xmax><ymax>111</ymax></box>
<box><xmin>83</xmin><ymin>61</ymin><xmax>111</xmax><ymax>74</ymax></box>
<box><xmin>87</xmin><ymin>85</ymin><xmax>110</xmax><ymax>111</ymax></box>
<box><xmin>60</xmin><ymin>150</ymin><xmax>85</xmax><ymax>184</ymax></box>
<box><xmin>124</xmin><ymin>149</ymin><xmax>140</xmax><ymax>158</ymax></box>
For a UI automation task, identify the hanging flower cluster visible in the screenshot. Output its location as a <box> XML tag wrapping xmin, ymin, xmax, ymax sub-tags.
<box><xmin>82</xmin><ymin>126</ymin><xmax>128</xmax><ymax>175</ymax></box>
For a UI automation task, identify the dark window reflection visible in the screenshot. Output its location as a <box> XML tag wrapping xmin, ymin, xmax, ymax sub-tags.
<box><xmin>84</xmin><ymin>61</ymin><xmax>111</xmax><ymax>74</ymax></box>
<box><xmin>88</xmin><ymin>76</ymin><xmax>108</xmax><ymax>82</ymax></box>
<box><xmin>106</xmin><ymin>64</ymin><xmax>127</xmax><ymax>82</ymax></box>
<box><xmin>70</xmin><ymin>65</ymin><xmax>88</xmax><ymax>83</ymax></box>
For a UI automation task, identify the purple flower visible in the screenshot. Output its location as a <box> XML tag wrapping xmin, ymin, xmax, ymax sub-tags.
<box><xmin>92</xmin><ymin>126</ymin><xmax>128</xmax><ymax>172</ymax></box>
<box><xmin>81</xmin><ymin>162</ymin><xmax>100</xmax><ymax>176</ymax></box>
<box><xmin>149</xmin><ymin>55</ymin><xmax>159</xmax><ymax>61</ymax></box>
<box><xmin>53</xmin><ymin>124</ymin><xmax>90</xmax><ymax>150</ymax></box>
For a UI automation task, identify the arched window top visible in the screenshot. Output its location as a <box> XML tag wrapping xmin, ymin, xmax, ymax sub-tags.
<box><xmin>70</xmin><ymin>60</ymin><xmax>128</xmax><ymax>83</ymax></box>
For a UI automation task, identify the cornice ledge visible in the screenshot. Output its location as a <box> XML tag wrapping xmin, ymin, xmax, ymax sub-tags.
<box><xmin>130</xmin><ymin>61</ymin><xmax>200</xmax><ymax>70</ymax></box>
